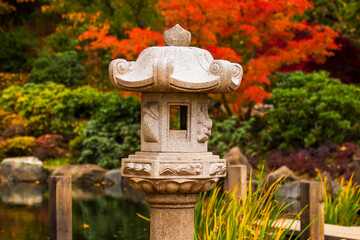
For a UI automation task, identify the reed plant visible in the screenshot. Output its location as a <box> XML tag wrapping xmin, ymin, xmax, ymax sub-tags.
<box><xmin>194</xmin><ymin>175</ymin><xmax>304</xmax><ymax>240</ymax></box>
<box><xmin>320</xmin><ymin>174</ymin><xmax>360</xmax><ymax>226</ymax></box>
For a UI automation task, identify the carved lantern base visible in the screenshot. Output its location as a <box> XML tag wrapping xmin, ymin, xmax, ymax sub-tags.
<box><xmin>121</xmin><ymin>152</ymin><xmax>226</xmax><ymax>240</ymax></box>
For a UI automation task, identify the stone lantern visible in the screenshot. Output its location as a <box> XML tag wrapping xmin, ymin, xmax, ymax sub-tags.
<box><xmin>109</xmin><ymin>24</ymin><xmax>243</xmax><ymax>240</ymax></box>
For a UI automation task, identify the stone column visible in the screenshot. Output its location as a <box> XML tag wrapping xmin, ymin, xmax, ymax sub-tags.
<box><xmin>126</xmin><ymin>172</ymin><xmax>221</xmax><ymax>240</ymax></box>
<box><xmin>146</xmin><ymin>193</ymin><xmax>199</xmax><ymax>240</ymax></box>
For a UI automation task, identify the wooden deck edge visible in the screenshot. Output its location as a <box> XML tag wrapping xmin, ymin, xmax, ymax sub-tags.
<box><xmin>276</xmin><ymin>219</ymin><xmax>360</xmax><ymax>240</ymax></box>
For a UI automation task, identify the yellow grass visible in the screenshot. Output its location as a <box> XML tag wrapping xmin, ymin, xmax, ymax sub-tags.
<box><xmin>194</xmin><ymin>173</ymin><xmax>304</xmax><ymax>240</ymax></box>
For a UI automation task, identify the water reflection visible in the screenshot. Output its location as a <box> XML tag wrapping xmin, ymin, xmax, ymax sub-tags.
<box><xmin>0</xmin><ymin>182</ymin><xmax>150</xmax><ymax>240</ymax></box>
<box><xmin>72</xmin><ymin>185</ymin><xmax>106</xmax><ymax>200</ymax></box>
<box><xmin>1</xmin><ymin>182</ymin><xmax>46</xmax><ymax>205</ymax></box>
<box><xmin>73</xmin><ymin>197</ymin><xmax>149</xmax><ymax>240</ymax></box>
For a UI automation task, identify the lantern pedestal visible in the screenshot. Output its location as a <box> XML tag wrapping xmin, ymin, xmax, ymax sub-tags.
<box><xmin>146</xmin><ymin>193</ymin><xmax>199</xmax><ymax>240</ymax></box>
<box><xmin>123</xmin><ymin>151</ymin><xmax>226</xmax><ymax>240</ymax></box>
<box><xmin>122</xmin><ymin>151</ymin><xmax>226</xmax><ymax>240</ymax></box>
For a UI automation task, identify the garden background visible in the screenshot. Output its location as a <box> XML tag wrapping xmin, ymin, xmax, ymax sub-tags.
<box><xmin>1</xmin><ymin>0</ymin><xmax>360</xmax><ymax>236</ymax></box>
<box><xmin>1</xmin><ymin>0</ymin><xmax>360</xmax><ymax>176</ymax></box>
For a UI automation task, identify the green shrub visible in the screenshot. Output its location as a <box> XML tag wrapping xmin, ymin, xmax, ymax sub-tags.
<box><xmin>209</xmin><ymin>115</ymin><xmax>266</xmax><ymax>157</ymax></box>
<box><xmin>71</xmin><ymin>95</ymin><xmax>141</xmax><ymax>169</ymax></box>
<box><xmin>1</xmin><ymin>82</ymin><xmax>141</xmax><ymax>167</ymax></box>
<box><xmin>54</xmin><ymin>86</ymin><xmax>107</xmax><ymax>121</ymax></box>
<box><xmin>0</xmin><ymin>83</ymin><xmax>107</xmax><ymax>140</ymax></box>
<box><xmin>29</xmin><ymin>50</ymin><xmax>85</xmax><ymax>86</ymax></box>
<box><xmin>265</xmin><ymin>71</ymin><xmax>360</xmax><ymax>150</ymax></box>
<box><xmin>43</xmin><ymin>27</ymin><xmax>78</xmax><ymax>53</ymax></box>
<box><xmin>4</xmin><ymin>136</ymin><xmax>36</xmax><ymax>157</ymax></box>
<box><xmin>0</xmin><ymin>26</ymin><xmax>37</xmax><ymax>72</ymax></box>
<box><xmin>69</xmin><ymin>135</ymin><xmax>84</xmax><ymax>160</ymax></box>
<box><xmin>76</xmin><ymin>130</ymin><xmax>126</xmax><ymax>169</ymax></box>
<box><xmin>208</xmin><ymin>71</ymin><xmax>360</xmax><ymax>160</ymax></box>
<box><xmin>1</xmin><ymin>83</ymin><xmax>71</xmax><ymax>138</ymax></box>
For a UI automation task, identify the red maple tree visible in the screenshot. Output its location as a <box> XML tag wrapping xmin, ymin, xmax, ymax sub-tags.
<box><xmin>78</xmin><ymin>0</ymin><xmax>338</xmax><ymax>116</ymax></box>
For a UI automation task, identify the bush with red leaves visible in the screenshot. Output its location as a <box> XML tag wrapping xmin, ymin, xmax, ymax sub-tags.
<box><xmin>282</xmin><ymin>36</ymin><xmax>360</xmax><ymax>84</ymax></box>
<box><xmin>267</xmin><ymin>142</ymin><xmax>359</xmax><ymax>179</ymax></box>
<box><xmin>30</xmin><ymin>134</ymin><xmax>67</xmax><ymax>160</ymax></box>
<box><xmin>2</xmin><ymin>124</ymin><xmax>25</xmax><ymax>138</ymax></box>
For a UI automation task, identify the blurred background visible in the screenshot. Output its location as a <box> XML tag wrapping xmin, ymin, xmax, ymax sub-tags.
<box><xmin>1</xmin><ymin>0</ymin><xmax>360</xmax><ymax>239</ymax></box>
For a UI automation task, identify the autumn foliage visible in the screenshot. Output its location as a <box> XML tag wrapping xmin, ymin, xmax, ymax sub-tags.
<box><xmin>78</xmin><ymin>27</ymin><xmax>163</xmax><ymax>60</ymax></box>
<box><xmin>1</xmin><ymin>0</ymin><xmax>360</xmax><ymax>180</ymax></box>
<box><xmin>76</xmin><ymin>0</ymin><xmax>338</xmax><ymax>114</ymax></box>
<box><xmin>30</xmin><ymin>134</ymin><xmax>67</xmax><ymax>160</ymax></box>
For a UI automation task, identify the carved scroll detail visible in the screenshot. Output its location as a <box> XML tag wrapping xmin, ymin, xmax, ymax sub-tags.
<box><xmin>109</xmin><ymin>59</ymin><xmax>134</xmax><ymax>88</ymax></box>
<box><xmin>123</xmin><ymin>163</ymin><xmax>151</xmax><ymax>176</ymax></box>
<box><xmin>197</xmin><ymin>105</ymin><xmax>212</xmax><ymax>143</ymax></box>
<box><xmin>210</xmin><ymin>163</ymin><xmax>227</xmax><ymax>176</ymax></box>
<box><xmin>209</xmin><ymin>60</ymin><xmax>243</xmax><ymax>92</ymax></box>
<box><xmin>209</xmin><ymin>60</ymin><xmax>223</xmax><ymax>75</ymax></box>
<box><xmin>160</xmin><ymin>164</ymin><xmax>202</xmax><ymax>176</ymax></box>
<box><xmin>109</xmin><ymin>57</ymin><xmax>154</xmax><ymax>91</ymax></box>
<box><xmin>231</xmin><ymin>64</ymin><xmax>243</xmax><ymax>84</ymax></box>
<box><xmin>115</xmin><ymin>59</ymin><xmax>133</xmax><ymax>74</ymax></box>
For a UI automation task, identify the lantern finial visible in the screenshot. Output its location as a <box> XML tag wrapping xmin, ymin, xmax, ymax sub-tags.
<box><xmin>164</xmin><ymin>24</ymin><xmax>191</xmax><ymax>47</ymax></box>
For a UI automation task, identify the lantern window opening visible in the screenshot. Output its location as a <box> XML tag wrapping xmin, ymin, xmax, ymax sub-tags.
<box><xmin>169</xmin><ymin>105</ymin><xmax>188</xmax><ymax>130</ymax></box>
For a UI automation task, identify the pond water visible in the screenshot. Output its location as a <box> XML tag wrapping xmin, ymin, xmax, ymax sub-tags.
<box><xmin>0</xmin><ymin>182</ymin><xmax>150</xmax><ymax>240</ymax></box>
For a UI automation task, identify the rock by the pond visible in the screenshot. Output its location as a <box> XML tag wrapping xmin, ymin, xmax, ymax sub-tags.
<box><xmin>223</xmin><ymin>147</ymin><xmax>253</xmax><ymax>179</ymax></box>
<box><xmin>264</xmin><ymin>166</ymin><xmax>299</xmax><ymax>187</ymax></box>
<box><xmin>321</xmin><ymin>171</ymin><xmax>340</xmax><ymax>197</ymax></box>
<box><xmin>105</xmin><ymin>184</ymin><xmax>124</xmax><ymax>198</ymax></box>
<box><xmin>47</xmin><ymin>166</ymin><xmax>58</xmax><ymax>176</ymax></box>
<box><xmin>104</xmin><ymin>169</ymin><xmax>122</xmax><ymax>186</ymax></box>
<box><xmin>0</xmin><ymin>156</ymin><xmax>47</xmax><ymax>182</ymax></box>
<box><xmin>103</xmin><ymin>169</ymin><xmax>125</xmax><ymax>198</ymax></box>
<box><xmin>0</xmin><ymin>182</ymin><xmax>46</xmax><ymax>205</ymax></box>
<box><xmin>50</xmin><ymin>164</ymin><xmax>107</xmax><ymax>187</ymax></box>
<box><xmin>279</xmin><ymin>181</ymin><xmax>301</xmax><ymax>199</ymax></box>
<box><xmin>353</xmin><ymin>157</ymin><xmax>360</xmax><ymax>184</ymax></box>
<box><xmin>248</xmin><ymin>179</ymin><xmax>259</xmax><ymax>191</ymax></box>
<box><xmin>279</xmin><ymin>197</ymin><xmax>301</xmax><ymax>214</ymax></box>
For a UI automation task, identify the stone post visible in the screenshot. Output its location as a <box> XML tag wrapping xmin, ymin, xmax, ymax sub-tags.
<box><xmin>109</xmin><ymin>24</ymin><xmax>243</xmax><ymax>240</ymax></box>
<box><xmin>227</xmin><ymin>165</ymin><xmax>247</xmax><ymax>199</ymax></box>
<box><xmin>300</xmin><ymin>181</ymin><xmax>325</xmax><ymax>240</ymax></box>
<box><xmin>49</xmin><ymin>176</ymin><xmax>72</xmax><ymax>240</ymax></box>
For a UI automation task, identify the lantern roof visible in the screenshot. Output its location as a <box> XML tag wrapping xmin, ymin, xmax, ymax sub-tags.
<box><xmin>109</xmin><ymin>24</ymin><xmax>243</xmax><ymax>93</ymax></box>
